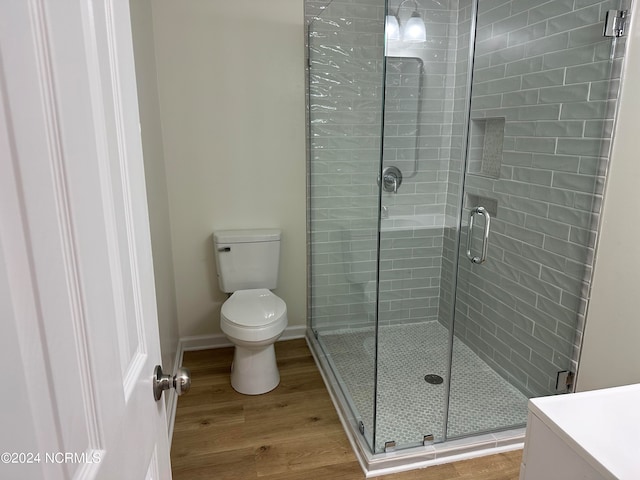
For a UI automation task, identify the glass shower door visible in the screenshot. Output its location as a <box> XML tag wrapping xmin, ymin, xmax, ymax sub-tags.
<box><xmin>373</xmin><ymin>0</ymin><xmax>463</xmax><ymax>452</ymax></box>
<box><xmin>447</xmin><ymin>0</ymin><xmax>629</xmax><ymax>438</ymax></box>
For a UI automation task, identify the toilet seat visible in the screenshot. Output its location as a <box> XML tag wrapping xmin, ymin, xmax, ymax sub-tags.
<box><xmin>221</xmin><ymin>289</ymin><xmax>287</xmax><ymax>342</ymax></box>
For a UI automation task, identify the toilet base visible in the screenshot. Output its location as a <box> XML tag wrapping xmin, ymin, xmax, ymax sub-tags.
<box><xmin>230</xmin><ymin>343</ymin><xmax>280</xmax><ymax>395</ymax></box>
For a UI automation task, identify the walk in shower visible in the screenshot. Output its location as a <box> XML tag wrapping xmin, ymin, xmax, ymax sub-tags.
<box><xmin>305</xmin><ymin>0</ymin><xmax>630</xmax><ymax>470</ymax></box>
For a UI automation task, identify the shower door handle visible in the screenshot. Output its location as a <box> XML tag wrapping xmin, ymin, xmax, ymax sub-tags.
<box><xmin>466</xmin><ymin>206</ymin><xmax>491</xmax><ymax>264</ymax></box>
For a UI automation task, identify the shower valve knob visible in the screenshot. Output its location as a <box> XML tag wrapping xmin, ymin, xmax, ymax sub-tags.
<box><xmin>381</xmin><ymin>166</ymin><xmax>403</xmax><ymax>193</ymax></box>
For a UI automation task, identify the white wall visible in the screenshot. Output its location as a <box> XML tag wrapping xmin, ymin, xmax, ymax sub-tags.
<box><xmin>577</xmin><ymin>4</ymin><xmax>640</xmax><ymax>392</ymax></box>
<box><xmin>129</xmin><ymin>0</ymin><xmax>180</xmax><ymax>370</ymax></box>
<box><xmin>150</xmin><ymin>0</ymin><xmax>307</xmax><ymax>337</ymax></box>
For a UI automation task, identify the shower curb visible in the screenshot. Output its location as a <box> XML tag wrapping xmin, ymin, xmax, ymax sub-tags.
<box><xmin>306</xmin><ymin>329</ymin><xmax>524</xmax><ymax>477</ymax></box>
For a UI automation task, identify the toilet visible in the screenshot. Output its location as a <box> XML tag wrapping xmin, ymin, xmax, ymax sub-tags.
<box><xmin>213</xmin><ymin>229</ymin><xmax>288</xmax><ymax>395</ymax></box>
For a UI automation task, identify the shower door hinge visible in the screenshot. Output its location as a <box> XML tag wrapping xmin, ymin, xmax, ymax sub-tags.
<box><xmin>603</xmin><ymin>10</ymin><xmax>628</xmax><ymax>37</ymax></box>
<box><xmin>423</xmin><ymin>434</ymin><xmax>435</xmax><ymax>446</ymax></box>
<box><xmin>384</xmin><ymin>441</ymin><xmax>396</xmax><ymax>453</ymax></box>
<box><xmin>312</xmin><ymin>329</ymin><xmax>319</xmax><ymax>340</ymax></box>
<box><xmin>358</xmin><ymin>421</ymin><xmax>365</xmax><ymax>435</ymax></box>
<box><xmin>556</xmin><ymin>370</ymin><xmax>575</xmax><ymax>393</ymax></box>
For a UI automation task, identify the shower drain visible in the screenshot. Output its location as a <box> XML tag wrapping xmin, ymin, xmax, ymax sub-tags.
<box><xmin>424</xmin><ymin>374</ymin><xmax>444</xmax><ymax>385</ymax></box>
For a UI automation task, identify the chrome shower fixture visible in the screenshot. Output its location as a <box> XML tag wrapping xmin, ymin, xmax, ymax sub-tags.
<box><xmin>381</xmin><ymin>166</ymin><xmax>403</xmax><ymax>194</ymax></box>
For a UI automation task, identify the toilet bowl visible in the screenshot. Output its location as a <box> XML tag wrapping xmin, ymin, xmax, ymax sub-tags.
<box><xmin>221</xmin><ymin>288</ymin><xmax>287</xmax><ymax>395</ymax></box>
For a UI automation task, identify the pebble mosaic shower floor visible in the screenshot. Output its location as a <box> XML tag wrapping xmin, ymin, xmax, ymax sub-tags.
<box><xmin>319</xmin><ymin>322</ymin><xmax>528</xmax><ymax>452</ymax></box>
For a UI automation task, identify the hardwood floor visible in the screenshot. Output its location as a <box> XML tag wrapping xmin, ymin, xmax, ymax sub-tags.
<box><xmin>171</xmin><ymin>339</ymin><xmax>523</xmax><ymax>479</ymax></box>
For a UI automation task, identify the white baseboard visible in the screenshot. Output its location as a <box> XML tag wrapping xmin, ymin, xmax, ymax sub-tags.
<box><xmin>166</xmin><ymin>342</ymin><xmax>184</xmax><ymax>449</ymax></box>
<box><xmin>166</xmin><ymin>324</ymin><xmax>307</xmax><ymax>447</ymax></box>
<box><xmin>180</xmin><ymin>324</ymin><xmax>307</xmax><ymax>351</ymax></box>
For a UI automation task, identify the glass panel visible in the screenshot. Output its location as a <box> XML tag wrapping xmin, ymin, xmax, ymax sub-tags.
<box><xmin>307</xmin><ymin>0</ymin><xmax>387</xmax><ymax>451</ymax></box>
<box><xmin>448</xmin><ymin>0</ymin><xmax>629</xmax><ymax>438</ymax></box>
<box><xmin>374</xmin><ymin>0</ymin><xmax>462</xmax><ymax>452</ymax></box>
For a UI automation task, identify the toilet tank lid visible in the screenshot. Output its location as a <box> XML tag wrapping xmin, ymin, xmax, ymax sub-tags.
<box><xmin>214</xmin><ymin>229</ymin><xmax>281</xmax><ymax>244</ymax></box>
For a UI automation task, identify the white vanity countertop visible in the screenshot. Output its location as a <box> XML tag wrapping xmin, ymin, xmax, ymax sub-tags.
<box><xmin>529</xmin><ymin>383</ymin><xmax>640</xmax><ymax>480</ymax></box>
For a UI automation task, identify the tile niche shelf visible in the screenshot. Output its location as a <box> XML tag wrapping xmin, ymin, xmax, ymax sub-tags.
<box><xmin>468</xmin><ymin>117</ymin><xmax>505</xmax><ymax>179</ymax></box>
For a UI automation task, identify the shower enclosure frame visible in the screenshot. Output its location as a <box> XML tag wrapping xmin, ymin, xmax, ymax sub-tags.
<box><xmin>304</xmin><ymin>0</ymin><xmax>632</xmax><ymax>474</ymax></box>
<box><xmin>303</xmin><ymin>1</ymin><xmax>525</xmax><ymax>470</ymax></box>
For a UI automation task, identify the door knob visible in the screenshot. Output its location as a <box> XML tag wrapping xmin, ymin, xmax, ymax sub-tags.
<box><xmin>153</xmin><ymin>365</ymin><xmax>191</xmax><ymax>401</ymax></box>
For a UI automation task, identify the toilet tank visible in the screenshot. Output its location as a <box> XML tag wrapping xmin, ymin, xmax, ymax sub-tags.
<box><xmin>213</xmin><ymin>229</ymin><xmax>281</xmax><ymax>293</ymax></box>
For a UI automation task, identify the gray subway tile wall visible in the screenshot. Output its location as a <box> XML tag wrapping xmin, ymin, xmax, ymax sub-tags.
<box><xmin>452</xmin><ymin>0</ymin><xmax>626</xmax><ymax>398</ymax></box>
<box><xmin>308</xmin><ymin>0</ymin><xmax>385</xmax><ymax>331</ymax></box>
<box><xmin>308</xmin><ymin>0</ymin><xmax>461</xmax><ymax>333</ymax></box>
<box><xmin>308</xmin><ymin>0</ymin><xmax>625</xmax><ymax>403</ymax></box>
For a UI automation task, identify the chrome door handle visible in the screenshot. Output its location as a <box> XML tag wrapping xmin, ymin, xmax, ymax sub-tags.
<box><xmin>466</xmin><ymin>206</ymin><xmax>491</xmax><ymax>264</ymax></box>
<box><xmin>153</xmin><ymin>365</ymin><xmax>191</xmax><ymax>401</ymax></box>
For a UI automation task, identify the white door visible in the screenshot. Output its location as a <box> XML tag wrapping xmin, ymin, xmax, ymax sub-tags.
<box><xmin>0</xmin><ymin>1</ymin><xmax>173</xmax><ymax>479</ymax></box>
